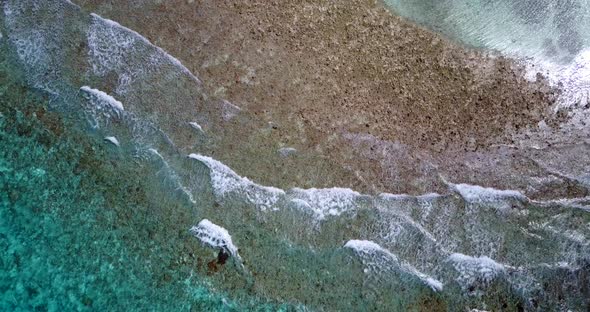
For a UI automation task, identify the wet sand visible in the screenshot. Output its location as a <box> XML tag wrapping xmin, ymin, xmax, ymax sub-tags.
<box><xmin>72</xmin><ymin>0</ymin><xmax>588</xmax><ymax>199</ymax></box>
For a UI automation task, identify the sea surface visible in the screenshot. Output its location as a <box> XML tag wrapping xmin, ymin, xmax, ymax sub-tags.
<box><xmin>1</xmin><ymin>0</ymin><xmax>589</xmax><ymax>311</ymax></box>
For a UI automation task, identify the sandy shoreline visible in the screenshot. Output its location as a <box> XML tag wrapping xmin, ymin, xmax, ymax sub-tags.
<box><xmin>71</xmin><ymin>0</ymin><xmax>588</xmax><ymax>199</ymax></box>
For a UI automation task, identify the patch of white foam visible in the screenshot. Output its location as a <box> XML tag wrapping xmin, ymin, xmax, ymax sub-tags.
<box><xmin>289</xmin><ymin>198</ymin><xmax>313</xmax><ymax>210</ymax></box>
<box><xmin>448</xmin><ymin>253</ymin><xmax>506</xmax><ymax>289</ymax></box>
<box><xmin>80</xmin><ymin>86</ymin><xmax>124</xmax><ymax>111</ymax></box>
<box><xmin>425</xmin><ymin>277</ymin><xmax>444</xmax><ymax>292</ymax></box>
<box><xmin>345</xmin><ymin>240</ymin><xmax>443</xmax><ymax>291</ymax></box>
<box><xmin>451</xmin><ymin>183</ymin><xmax>526</xmax><ymax>211</ymax></box>
<box><xmin>189</xmin><ymin>219</ymin><xmax>241</xmax><ymax>261</ymax></box>
<box><xmin>87</xmin><ymin>15</ymin><xmax>137</xmax><ymax>78</ymax></box>
<box><xmin>189</xmin><ymin>154</ymin><xmax>363</xmax><ymax>219</ymax></box>
<box><xmin>189</xmin><ymin>154</ymin><xmax>444</xmax><ymax>223</ymax></box>
<box><xmin>147</xmin><ymin>148</ymin><xmax>160</xmax><ymax>157</ymax></box>
<box><xmin>345</xmin><ymin>239</ymin><xmax>386</xmax><ymax>254</ymax></box>
<box><xmin>188</xmin><ymin>154</ymin><xmax>285</xmax><ymax>211</ymax></box>
<box><xmin>189</xmin><ymin>122</ymin><xmax>204</xmax><ymax>133</ymax></box>
<box><xmin>289</xmin><ymin>187</ymin><xmax>361</xmax><ymax>220</ymax></box>
<box><xmin>378</xmin><ymin>192</ymin><xmax>441</xmax><ymax>201</ymax></box>
<box><xmin>104</xmin><ymin>136</ymin><xmax>120</xmax><ymax>146</ymax></box>
<box><xmin>452</xmin><ymin>183</ymin><xmax>525</xmax><ymax>202</ymax></box>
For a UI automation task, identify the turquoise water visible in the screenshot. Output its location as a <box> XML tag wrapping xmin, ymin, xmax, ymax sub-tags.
<box><xmin>1</xmin><ymin>0</ymin><xmax>589</xmax><ymax>311</ymax></box>
<box><xmin>0</xmin><ymin>42</ymin><xmax>297</xmax><ymax>311</ymax></box>
<box><xmin>0</xmin><ymin>43</ymin><xmax>439</xmax><ymax>311</ymax></box>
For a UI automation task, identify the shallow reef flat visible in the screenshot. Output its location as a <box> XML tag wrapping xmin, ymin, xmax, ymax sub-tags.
<box><xmin>1</xmin><ymin>0</ymin><xmax>589</xmax><ymax>311</ymax></box>
<box><xmin>71</xmin><ymin>0</ymin><xmax>589</xmax><ymax>200</ymax></box>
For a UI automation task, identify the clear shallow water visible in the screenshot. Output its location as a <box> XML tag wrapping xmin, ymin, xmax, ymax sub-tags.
<box><xmin>0</xmin><ymin>41</ymin><xmax>296</xmax><ymax>311</ymax></box>
<box><xmin>384</xmin><ymin>0</ymin><xmax>590</xmax><ymax>58</ymax></box>
<box><xmin>1</xmin><ymin>0</ymin><xmax>589</xmax><ymax>311</ymax></box>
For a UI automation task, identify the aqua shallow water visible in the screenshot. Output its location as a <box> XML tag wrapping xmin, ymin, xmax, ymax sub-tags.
<box><xmin>1</xmin><ymin>0</ymin><xmax>590</xmax><ymax>311</ymax></box>
<box><xmin>0</xmin><ymin>43</ymin><xmax>298</xmax><ymax>310</ymax></box>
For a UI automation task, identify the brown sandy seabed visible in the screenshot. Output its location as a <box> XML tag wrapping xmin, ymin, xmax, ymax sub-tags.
<box><xmin>74</xmin><ymin>0</ymin><xmax>590</xmax><ymax>201</ymax></box>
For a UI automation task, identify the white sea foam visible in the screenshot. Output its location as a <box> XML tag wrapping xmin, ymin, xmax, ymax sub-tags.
<box><xmin>452</xmin><ymin>183</ymin><xmax>525</xmax><ymax>202</ymax></box>
<box><xmin>451</xmin><ymin>183</ymin><xmax>526</xmax><ymax>212</ymax></box>
<box><xmin>424</xmin><ymin>277</ymin><xmax>444</xmax><ymax>292</ymax></box>
<box><xmin>378</xmin><ymin>192</ymin><xmax>441</xmax><ymax>201</ymax></box>
<box><xmin>188</xmin><ymin>154</ymin><xmax>285</xmax><ymax>211</ymax></box>
<box><xmin>148</xmin><ymin>148</ymin><xmax>160</xmax><ymax>156</ymax></box>
<box><xmin>532</xmin><ymin>196</ymin><xmax>590</xmax><ymax>212</ymax></box>
<box><xmin>189</xmin><ymin>219</ymin><xmax>241</xmax><ymax>261</ymax></box>
<box><xmin>87</xmin><ymin>15</ymin><xmax>137</xmax><ymax>78</ymax></box>
<box><xmin>80</xmin><ymin>86</ymin><xmax>124</xmax><ymax>111</ymax></box>
<box><xmin>189</xmin><ymin>122</ymin><xmax>204</xmax><ymax>133</ymax></box>
<box><xmin>345</xmin><ymin>240</ymin><xmax>443</xmax><ymax>291</ymax></box>
<box><xmin>344</xmin><ymin>239</ymin><xmax>386</xmax><ymax>254</ymax></box>
<box><xmin>188</xmin><ymin>154</ymin><xmax>365</xmax><ymax>219</ymax></box>
<box><xmin>289</xmin><ymin>187</ymin><xmax>361</xmax><ymax>220</ymax></box>
<box><xmin>448</xmin><ymin>253</ymin><xmax>506</xmax><ymax>289</ymax></box>
<box><xmin>189</xmin><ymin>154</ymin><xmax>444</xmax><ymax>222</ymax></box>
<box><xmin>89</xmin><ymin>13</ymin><xmax>200</xmax><ymax>83</ymax></box>
<box><xmin>104</xmin><ymin>136</ymin><xmax>120</xmax><ymax>147</ymax></box>
<box><xmin>378</xmin><ymin>193</ymin><xmax>413</xmax><ymax>200</ymax></box>
<box><xmin>80</xmin><ymin>86</ymin><xmax>125</xmax><ymax>129</ymax></box>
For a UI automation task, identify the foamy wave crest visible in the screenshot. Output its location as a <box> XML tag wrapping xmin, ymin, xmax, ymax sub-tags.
<box><xmin>188</xmin><ymin>122</ymin><xmax>204</xmax><ymax>133</ymax></box>
<box><xmin>189</xmin><ymin>153</ymin><xmax>367</xmax><ymax>219</ymax></box>
<box><xmin>190</xmin><ymin>219</ymin><xmax>241</xmax><ymax>262</ymax></box>
<box><xmin>188</xmin><ymin>154</ymin><xmax>285</xmax><ymax>212</ymax></box>
<box><xmin>104</xmin><ymin>136</ymin><xmax>120</xmax><ymax>147</ymax></box>
<box><xmin>448</xmin><ymin>253</ymin><xmax>506</xmax><ymax>291</ymax></box>
<box><xmin>80</xmin><ymin>86</ymin><xmax>124</xmax><ymax>111</ymax></box>
<box><xmin>345</xmin><ymin>240</ymin><xmax>443</xmax><ymax>292</ymax></box>
<box><xmin>79</xmin><ymin>86</ymin><xmax>125</xmax><ymax>129</ymax></box>
<box><xmin>450</xmin><ymin>183</ymin><xmax>527</xmax><ymax>213</ymax></box>
<box><xmin>289</xmin><ymin>188</ymin><xmax>363</xmax><ymax>220</ymax></box>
